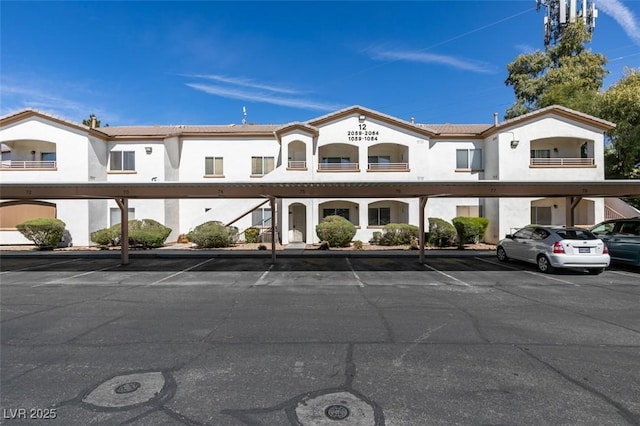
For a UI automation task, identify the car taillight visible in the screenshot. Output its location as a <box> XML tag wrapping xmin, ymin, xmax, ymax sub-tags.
<box><xmin>603</xmin><ymin>242</ymin><xmax>609</xmax><ymax>254</ymax></box>
<box><xmin>553</xmin><ymin>241</ymin><xmax>565</xmax><ymax>254</ymax></box>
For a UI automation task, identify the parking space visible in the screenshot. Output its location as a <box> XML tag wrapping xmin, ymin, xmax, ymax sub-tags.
<box><xmin>1</xmin><ymin>252</ymin><xmax>639</xmax><ymax>425</ymax></box>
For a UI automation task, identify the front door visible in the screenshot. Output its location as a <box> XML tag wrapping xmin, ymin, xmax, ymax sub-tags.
<box><xmin>288</xmin><ymin>204</ymin><xmax>306</xmax><ymax>243</ymax></box>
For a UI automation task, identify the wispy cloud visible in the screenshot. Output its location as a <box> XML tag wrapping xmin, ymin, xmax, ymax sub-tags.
<box><xmin>186</xmin><ymin>82</ymin><xmax>340</xmax><ymax>112</ymax></box>
<box><xmin>368</xmin><ymin>48</ymin><xmax>496</xmax><ymax>74</ymax></box>
<box><xmin>598</xmin><ymin>0</ymin><xmax>640</xmax><ymax>45</ymax></box>
<box><xmin>515</xmin><ymin>44</ymin><xmax>537</xmax><ymax>54</ymax></box>
<box><xmin>183</xmin><ymin>74</ymin><xmax>304</xmax><ymax>95</ymax></box>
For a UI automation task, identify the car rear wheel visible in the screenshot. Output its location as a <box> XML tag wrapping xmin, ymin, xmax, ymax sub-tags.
<box><xmin>497</xmin><ymin>246</ymin><xmax>508</xmax><ymax>262</ymax></box>
<box><xmin>537</xmin><ymin>255</ymin><xmax>554</xmax><ymax>273</ymax></box>
<box><xmin>587</xmin><ymin>268</ymin><xmax>605</xmax><ymax>275</ymax></box>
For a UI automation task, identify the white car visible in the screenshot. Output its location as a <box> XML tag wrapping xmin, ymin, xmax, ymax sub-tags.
<box><xmin>497</xmin><ymin>225</ymin><xmax>610</xmax><ymax>274</ymax></box>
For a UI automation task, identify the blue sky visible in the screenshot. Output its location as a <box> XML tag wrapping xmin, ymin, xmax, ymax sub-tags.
<box><xmin>1</xmin><ymin>1</ymin><xmax>639</xmax><ymax>127</ymax></box>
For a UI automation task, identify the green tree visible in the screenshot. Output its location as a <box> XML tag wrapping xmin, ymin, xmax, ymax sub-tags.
<box><xmin>505</xmin><ymin>21</ymin><xmax>607</xmax><ymax>119</ymax></box>
<box><xmin>597</xmin><ymin>68</ymin><xmax>640</xmax><ymax>181</ymax></box>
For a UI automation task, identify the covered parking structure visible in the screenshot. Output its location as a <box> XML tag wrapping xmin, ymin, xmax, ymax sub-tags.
<box><xmin>1</xmin><ymin>180</ymin><xmax>639</xmax><ymax>265</ymax></box>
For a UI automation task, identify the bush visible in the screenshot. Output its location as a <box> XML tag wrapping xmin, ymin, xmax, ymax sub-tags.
<box><xmin>17</xmin><ymin>218</ymin><xmax>66</xmax><ymax>248</ymax></box>
<box><xmin>452</xmin><ymin>217</ymin><xmax>490</xmax><ymax>248</ymax></box>
<box><xmin>379</xmin><ymin>223</ymin><xmax>419</xmax><ymax>246</ymax></box>
<box><xmin>352</xmin><ymin>240</ymin><xmax>363</xmax><ymax>250</ymax></box>
<box><xmin>258</xmin><ymin>244</ymin><xmax>267</xmax><ymax>250</ymax></box>
<box><xmin>245</xmin><ymin>227</ymin><xmax>260</xmax><ymax>243</ymax></box>
<box><xmin>428</xmin><ymin>218</ymin><xmax>457</xmax><ymax>247</ymax></box>
<box><xmin>315</xmin><ymin>215</ymin><xmax>356</xmax><ymax>247</ymax></box>
<box><xmin>90</xmin><ymin>219</ymin><xmax>171</xmax><ymax>249</ymax></box>
<box><xmin>369</xmin><ymin>231</ymin><xmax>382</xmax><ymax>245</ymax></box>
<box><xmin>90</xmin><ymin>227</ymin><xmax>120</xmax><ymax>247</ymax></box>
<box><xmin>187</xmin><ymin>221</ymin><xmax>238</xmax><ymax>248</ymax></box>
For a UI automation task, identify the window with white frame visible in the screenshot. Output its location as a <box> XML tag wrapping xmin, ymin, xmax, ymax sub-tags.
<box><xmin>456</xmin><ymin>149</ymin><xmax>482</xmax><ymax>170</ymax></box>
<box><xmin>323</xmin><ymin>208</ymin><xmax>350</xmax><ymax>221</ymax></box>
<box><xmin>368</xmin><ymin>207</ymin><xmax>391</xmax><ymax>226</ymax></box>
<box><xmin>251</xmin><ymin>156</ymin><xmax>274</xmax><ymax>176</ymax></box>
<box><xmin>252</xmin><ymin>208</ymin><xmax>272</xmax><ymax>227</ymax></box>
<box><xmin>110</xmin><ymin>208</ymin><xmax>135</xmax><ymax>227</ymax></box>
<box><xmin>110</xmin><ymin>151</ymin><xmax>135</xmax><ymax>171</ymax></box>
<box><xmin>530</xmin><ymin>149</ymin><xmax>551</xmax><ymax>159</ymax></box>
<box><xmin>205</xmin><ymin>157</ymin><xmax>224</xmax><ymax>176</ymax></box>
<box><xmin>456</xmin><ymin>205</ymin><xmax>483</xmax><ymax>217</ymax></box>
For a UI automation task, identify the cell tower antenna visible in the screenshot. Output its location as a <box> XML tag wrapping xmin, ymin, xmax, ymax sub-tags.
<box><xmin>242</xmin><ymin>106</ymin><xmax>247</xmax><ymax>125</ymax></box>
<box><xmin>537</xmin><ymin>0</ymin><xmax>598</xmax><ymax>47</ymax></box>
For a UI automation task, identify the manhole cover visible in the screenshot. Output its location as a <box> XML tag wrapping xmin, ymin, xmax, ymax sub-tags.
<box><xmin>115</xmin><ymin>382</ymin><xmax>141</xmax><ymax>394</ymax></box>
<box><xmin>325</xmin><ymin>404</ymin><xmax>350</xmax><ymax>420</ymax></box>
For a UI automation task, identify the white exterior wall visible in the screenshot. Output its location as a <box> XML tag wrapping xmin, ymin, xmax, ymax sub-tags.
<box><xmin>1</xmin><ymin>108</ymin><xmax>611</xmax><ymax>247</ymax></box>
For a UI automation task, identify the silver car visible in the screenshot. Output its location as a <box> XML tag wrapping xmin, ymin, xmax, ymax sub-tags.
<box><xmin>496</xmin><ymin>225</ymin><xmax>610</xmax><ymax>274</ymax></box>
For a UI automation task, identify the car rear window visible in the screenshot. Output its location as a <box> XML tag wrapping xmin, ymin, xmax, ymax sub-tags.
<box><xmin>556</xmin><ymin>229</ymin><xmax>596</xmax><ymax>240</ymax></box>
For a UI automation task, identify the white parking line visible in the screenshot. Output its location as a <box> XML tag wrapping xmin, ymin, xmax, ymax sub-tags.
<box><xmin>608</xmin><ymin>270</ymin><xmax>640</xmax><ymax>278</ymax></box>
<box><xmin>474</xmin><ymin>256</ymin><xmax>579</xmax><ymax>286</ymax></box>
<box><xmin>345</xmin><ymin>258</ymin><xmax>365</xmax><ymax>287</ymax></box>
<box><xmin>422</xmin><ymin>263</ymin><xmax>470</xmax><ymax>287</ymax></box>
<box><xmin>253</xmin><ymin>264</ymin><xmax>274</xmax><ymax>287</ymax></box>
<box><xmin>36</xmin><ymin>264</ymin><xmax>122</xmax><ymax>286</ymax></box>
<box><xmin>148</xmin><ymin>258</ymin><xmax>217</xmax><ymax>286</ymax></box>
<box><xmin>0</xmin><ymin>258</ymin><xmax>83</xmax><ymax>275</ymax></box>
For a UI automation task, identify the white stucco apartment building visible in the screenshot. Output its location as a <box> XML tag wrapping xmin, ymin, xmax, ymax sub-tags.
<box><xmin>0</xmin><ymin>105</ymin><xmax>614</xmax><ymax>247</ymax></box>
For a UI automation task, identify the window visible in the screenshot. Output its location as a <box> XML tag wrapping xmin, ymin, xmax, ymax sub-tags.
<box><xmin>456</xmin><ymin>149</ymin><xmax>482</xmax><ymax>170</ymax></box>
<box><xmin>513</xmin><ymin>227</ymin><xmax>533</xmax><ymax>239</ymax></box>
<box><xmin>205</xmin><ymin>157</ymin><xmax>224</xmax><ymax>176</ymax></box>
<box><xmin>531</xmin><ymin>149</ymin><xmax>551</xmax><ymax>159</ymax></box>
<box><xmin>110</xmin><ymin>151</ymin><xmax>135</xmax><ymax>171</ymax></box>
<box><xmin>456</xmin><ymin>205</ymin><xmax>483</xmax><ymax>217</ymax></box>
<box><xmin>531</xmin><ymin>206</ymin><xmax>552</xmax><ymax>225</ymax></box>
<box><xmin>110</xmin><ymin>208</ymin><xmax>135</xmax><ymax>227</ymax></box>
<box><xmin>368</xmin><ymin>207</ymin><xmax>390</xmax><ymax>226</ymax></box>
<box><xmin>323</xmin><ymin>208</ymin><xmax>350</xmax><ymax>221</ymax></box>
<box><xmin>251</xmin><ymin>156</ymin><xmax>274</xmax><ymax>176</ymax></box>
<box><xmin>252</xmin><ymin>208</ymin><xmax>272</xmax><ymax>227</ymax></box>
<box><xmin>322</xmin><ymin>157</ymin><xmax>351</xmax><ymax>164</ymax></box>
<box><xmin>41</xmin><ymin>152</ymin><xmax>56</xmax><ymax>162</ymax></box>
<box><xmin>368</xmin><ymin>156</ymin><xmax>391</xmax><ymax>164</ymax></box>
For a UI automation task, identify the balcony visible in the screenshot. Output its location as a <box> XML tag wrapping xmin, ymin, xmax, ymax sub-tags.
<box><xmin>530</xmin><ymin>158</ymin><xmax>595</xmax><ymax>167</ymax></box>
<box><xmin>1</xmin><ymin>160</ymin><xmax>57</xmax><ymax>170</ymax></box>
<box><xmin>317</xmin><ymin>162</ymin><xmax>359</xmax><ymax>172</ymax></box>
<box><xmin>287</xmin><ymin>160</ymin><xmax>307</xmax><ymax>170</ymax></box>
<box><xmin>367</xmin><ymin>162</ymin><xmax>409</xmax><ymax>172</ymax></box>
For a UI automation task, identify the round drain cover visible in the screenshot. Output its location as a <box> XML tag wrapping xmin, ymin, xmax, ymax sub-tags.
<box><xmin>115</xmin><ymin>382</ymin><xmax>141</xmax><ymax>394</ymax></box>
<box><xmin>325</xmin><ymin>404</ymin><xmax>350</xmax><ymax>420</ymax></box>
<box><xmin>295</xmin><ymin>391</ymin><xmax>376</xmax><ymax>425</ymax></box>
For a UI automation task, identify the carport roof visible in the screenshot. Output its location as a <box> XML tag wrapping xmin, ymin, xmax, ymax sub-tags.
<box><xmin>2</xmin><ymin>180</ymin><xmax>638</xmax><ymax>200</ymax></box>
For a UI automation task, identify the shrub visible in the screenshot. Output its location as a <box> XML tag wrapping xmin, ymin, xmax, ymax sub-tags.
<box><xmin>379</xmin><ymin>223</ymin><xmax>419</xmax><ymax>246</ymax></box>
<box><xmin>452</xmin><ymin>217</ymin><xmax>490</xmax><ymax>248</ymax></box>
<box><xmin>315</xmin><ymin>215</ymin><xmax>356</xmax><ymax>247</ymax></box>
<box><xmin>427</xmin><ymin>218</ymin><xmax>457</xmax><ymax>247</ymax></box>
<box><xmin>90</xmin><ymin>219</ymin><xmax>171</xmax><ymax>249</ymax></box>
<box><xmin>352</xmin><ymin>240</ymin><xmax>363</xmax><ymax>250</ymax></box>
<box><xmin>245</xmin><ymin>227</ymin><xmax>260</xmax><ymax>243</ymax></box>
<box><xmin>91</xmin><ymin>227</ymin><xmax>120</xmax><ymax>247</ymax></box>
<box><xmin>177</xmin><ymin>234</ymin><xmax>189</xmax><ymax>244</ymax></box>
<box><xmin>187</xmin><ymin>221</ymin><xmax>238</xmax><ymax>248</ymax></box>
<box><xmin>369</xmin><ymin>231</ymin><xmax>382</xmax><ymax>245</ymax></box>
<box><xmin>17</xmin><ymin>218</ymin><xmax>66</xmax><ymax>248</ymax></box>
<box><xmin>258</xmin><ymin>244</ymin><xmax>267</xmax><ymax>250</ymax></box>
<box><xmin>317</xmin><ymin>241</ymin><xmax>330</xmax><ymax>250</ymax></box>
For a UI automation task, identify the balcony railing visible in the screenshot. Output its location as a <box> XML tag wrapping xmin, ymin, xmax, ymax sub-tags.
<box><xmin>287</xmin><ymin>160</ymin><xmax>307</xmax><ymax>169</ymax></box>
<box><xmin>1</xmin><ymin>160</ymin><xmax>57</xmax><ymax>169</ymax></box>
<box><xmin>318</xmin><ymin>162</ymin><xmax>359</xmax><ymax>171</ymax></box>
<box><xmin>530</xmin><ymin>158</ymin><xmax>595</xmax><ymax>167</ymax></box>
<box><xmin>368</xmin><ymin>162</ymin><xmax>409</xmax><ymax>171</ymax></box>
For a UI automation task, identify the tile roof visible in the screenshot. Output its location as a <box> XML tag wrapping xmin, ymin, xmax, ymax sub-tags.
<box><xmin>97</xmin><ymin>124</ymin><xmax>279</xmax><ymax>137</ymax></box>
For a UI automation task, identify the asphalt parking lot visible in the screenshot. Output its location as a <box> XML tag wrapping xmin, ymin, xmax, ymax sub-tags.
<box><xmin>1</xmin><ymin>251</ymin><xmax>639</xmax><ymax>425</ymax></box>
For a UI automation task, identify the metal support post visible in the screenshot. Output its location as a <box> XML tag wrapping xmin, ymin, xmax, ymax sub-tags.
<box><xmin>419</xmin><ymin>196</ymin><xmax>428</xmax><ymax>264</ymax></box>
<box><xmin>115</xmin><ymin>197</ymin><xmax>129</xmax><ymax>265</ymax></box>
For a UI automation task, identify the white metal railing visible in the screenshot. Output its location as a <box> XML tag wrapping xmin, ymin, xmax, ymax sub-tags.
<box><xmin>605</xmin><ymin>205</ymin><xmax>626</xmax><ymax>220</ymax></box>
<box><xmin>288</xmin><ymin>160</ymin><xmax>307</xmax><ymax>169</ymax></box>
<box><xmin>318</xmin><ymin>162</ymin><xmax>359</xmax><ymax>171</ymax></box>
<box><xmin>1</xmin><ymin>160</ymin><xmax>57</xmax><ymax>169</ymax></box>
<box><xmin>367</xmin><ymin>162</ymin><xmax>409</xmax><ymax>171</ymax></box>
<box><xmin>530</xmin><ymin>157</ymin><xmax>594</xmax><ymax>166</ymax></box>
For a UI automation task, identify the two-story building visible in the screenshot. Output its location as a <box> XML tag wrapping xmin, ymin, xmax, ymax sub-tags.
<box><xmin>0</xmin><ymin>105</ymin><xmax>614</xmax><ymax>247</ymax></box>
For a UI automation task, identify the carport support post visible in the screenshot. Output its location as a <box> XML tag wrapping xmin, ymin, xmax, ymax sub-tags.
<box><xmin>115</xmin><ymin>197</ymin><xmax>129</xmax><ymax>265</ymax></box>
<box><xmin>419</xmin><ymin>196</ymin><xmax>428</xmax><ymax>263</ymax></box>
<box><xmin>565</xmin><ymin>196</ymin><xmax>582</xmax><ymax>227</ymax></box>
<box><xmin>269</xmin><ymin>196</ymin><xmax>277</xmax><ymax>264</ymax></box>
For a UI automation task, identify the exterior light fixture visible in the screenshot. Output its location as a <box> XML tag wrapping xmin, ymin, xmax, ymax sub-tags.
<box><xmin>510</xmin><ymin>140</ymin><xmax>520</xmax><ymax>148</ymax></box>
<box><xmin>359</xmin><ymin>115</ymin><xmax>366</xmax><ymax>122</ymax></box>
<box><xmin>145</xmin><ymin>147</ymin><xmax>152</xmax><ymax>154</ymax></box>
